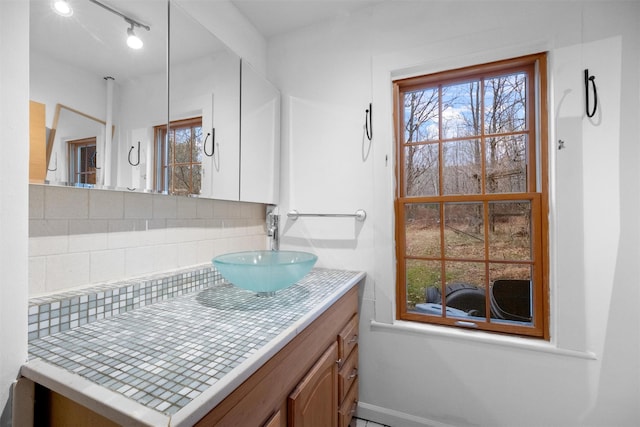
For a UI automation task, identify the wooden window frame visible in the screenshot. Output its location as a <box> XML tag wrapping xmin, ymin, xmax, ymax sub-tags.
<box><xmin>153</xmin><ymin>117</ymin><xmax>203</xmax><ymax>196</ymax></box>
<box><xmin>67</xmin><ymin>137</ymin><xmax>97</xmax><ymax>186</ymax></box>
<box><xmin>394</xmin><ymin>53</ymin><xmax>549</xmax><ymax>339</ymax></box>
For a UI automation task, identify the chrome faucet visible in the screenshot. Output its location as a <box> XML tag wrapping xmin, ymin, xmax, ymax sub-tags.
<box><xmin>266</xmin><ymin>208</ymin><xmax>280</xmax><ymax>251</ymax></box>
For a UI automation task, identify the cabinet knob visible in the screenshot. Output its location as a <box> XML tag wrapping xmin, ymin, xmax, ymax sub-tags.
<box><xmin>350</xmin><ymin>401</ymin><xmax>358</xmax><ymax>415</ymax></box>
<box><xmin>348</xmin><ymin>334</ymin><xmax>358</xmax><ymax>344</ymax></box>
<box><xmin>347</xmin><ymin>368</ymin><xmax>358</xmax><ymax>380</ymax></box>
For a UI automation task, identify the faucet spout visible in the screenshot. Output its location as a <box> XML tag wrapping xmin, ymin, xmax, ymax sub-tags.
<box><xmin>267</xmin><ymin>212</ymin><xmax>280</xmax><ymax>251</ymax></box>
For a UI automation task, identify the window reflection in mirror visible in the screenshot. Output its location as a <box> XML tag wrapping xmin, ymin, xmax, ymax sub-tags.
<box><xmin>46</xmin><ymin>104</ymin><xmax>106</xmax><ymax>187</ymax></box>
<box><xmin>154</xmin><ymin>117</ymin><xmax>203</xmax><ymax>196</ymax></box>
<box><xmin>169</xmin><ymin>0</ymin><xmax>241</xmax><ymax>200</ymax></box>
<box><xmin>68</xmin><ymin>138</ymin><xmax>98</xmax><ymax>186</ymax></box>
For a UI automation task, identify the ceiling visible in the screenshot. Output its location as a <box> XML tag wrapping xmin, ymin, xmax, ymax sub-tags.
<box><xmin>29</xmin><ymin>0</ymin><xmax>382</xmax><ymax>83</ymax></box>
<box><xmin>230</xmin><ymin>0</ymin><xmax>382</xmax><ymax>38</ymax></box>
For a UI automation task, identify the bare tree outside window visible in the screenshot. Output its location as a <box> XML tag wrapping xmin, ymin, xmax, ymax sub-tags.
<box><xmin>154</xmin><ymin>117</ymin><xmax>203</xmax><ymax>196</ymax></box>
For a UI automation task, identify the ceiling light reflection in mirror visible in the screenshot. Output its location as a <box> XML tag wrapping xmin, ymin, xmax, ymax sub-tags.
<box><xmin>52</xmin><ymin>0</ymin><xmax>73</xmax><ymax>17</ymax></box>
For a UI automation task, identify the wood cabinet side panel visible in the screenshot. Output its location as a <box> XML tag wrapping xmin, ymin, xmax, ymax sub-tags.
<box><xmin>35</xmin><ymin>385</ymin><xmax>120</xmax><ymax>427</ymax></box>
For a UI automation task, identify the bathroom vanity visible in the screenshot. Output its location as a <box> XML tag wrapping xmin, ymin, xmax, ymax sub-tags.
<box><xmin>20</xmin><ymin>268</ymin><xmax>363</xmax><ymax>426</ymax></box>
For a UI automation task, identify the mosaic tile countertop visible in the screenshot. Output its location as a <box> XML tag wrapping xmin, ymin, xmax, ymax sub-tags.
<box><xmin>22</xmin><ymin>268</ymin><xmax>365</xmax><ymax>427</ymax></box>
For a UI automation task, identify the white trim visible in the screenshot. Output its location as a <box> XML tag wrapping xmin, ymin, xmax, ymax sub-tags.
<box><xmin>370</xmin><ymin>319</ymin><xmax>597</xmax><ymax>360</ymax></box>
<box><xmin>357</xmin><ymin>401</ymin><xmax>457</xmax><ymax>427</ymax></box>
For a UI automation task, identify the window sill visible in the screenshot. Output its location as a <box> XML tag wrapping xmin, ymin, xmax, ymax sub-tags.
<box><xmin>370</xmin><ymin>319</ymin><xmax>597</xmax><ymax>360</ymax></box>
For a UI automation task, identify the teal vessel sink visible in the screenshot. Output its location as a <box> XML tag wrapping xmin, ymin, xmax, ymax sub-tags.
<box><xmin>212</xmin><ymin>250</ymin><xmax>318</xmax><ymax>296</ymax></box>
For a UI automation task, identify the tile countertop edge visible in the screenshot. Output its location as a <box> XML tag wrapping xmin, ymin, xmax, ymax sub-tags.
<box><xmin>20</xmin><ymin>359</ymin><xmax>170</xmax><ymax>427</ymax></box>
<box><xmin>170</xmin><ymin>270</ymin><xmax>365</xmax><ymax>427</ymax></box>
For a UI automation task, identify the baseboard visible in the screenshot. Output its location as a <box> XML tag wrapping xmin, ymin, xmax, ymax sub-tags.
<box><xmin>356</xmin><ymin>401</ymin><xmax>457</xmax><ymax>427</ymax></box>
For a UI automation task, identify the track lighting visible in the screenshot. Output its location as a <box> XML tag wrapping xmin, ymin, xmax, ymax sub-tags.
<box><xmin>53</xmin><ymin>0</ymin><xmax>73</xmax><ymax>17</ymax></box>
<box><xmin>126</xmin><ymin>24</ymin><xmax>143</xmax><ymax>50</ymax></box>
<box><xmin>88</xmin><ymin>0</ymin><xmax>151</xmax><ymax>50</ymax></box>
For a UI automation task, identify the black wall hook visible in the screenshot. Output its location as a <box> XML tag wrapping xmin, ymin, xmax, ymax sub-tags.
<box><xmin>584</xmin><ymin>69</ymin><xmax>598</xmax><ymax>118</ymax></box>
<box><xmin>203</xmin><ymin>128</ymin><xmax>215</xmax><ymax>157</ymax></box>
<box><xmin>128</xmin><ymin>141</ymin><xmax>140</xmax><ymax>166</ymax></box>
<box><xmin>365</xmin><ymin>103</ymin><xmax>373</xmax><ymax>141</ymax></box>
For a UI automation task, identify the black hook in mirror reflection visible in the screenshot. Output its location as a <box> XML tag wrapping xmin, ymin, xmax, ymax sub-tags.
<box><xmin>128</xmin><ymin>141</ymin><xmax>140</xmax><ymax>166</ymax></box>
<box><xmin>365</xmin><ymin>103</ymin><xmax>373</xmax><ymax>141</ymax></box>
<box><xmin>584</xmin><ymin>69</ymin><xmax>598</xmax><ymax>118</ymax></box>
<box><xmin>90</xmin><ymin>151</ymin><xmax>100</xmax><ymax>169</ymax></box>
<box><xmin>204</xmin><ymin>128</ymin><xmax>215</xmax><ymax>157</ymax></box>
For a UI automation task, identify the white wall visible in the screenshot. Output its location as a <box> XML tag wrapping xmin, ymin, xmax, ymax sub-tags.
<box><xmin>0</xmin><ymin>1</ymin><xmax>29</xmax><ymax>424</ymax></box>
<box><xmin>269</xmin><ymin>1</ymin><xmax>640</xmax><ymax>426</ymax></box>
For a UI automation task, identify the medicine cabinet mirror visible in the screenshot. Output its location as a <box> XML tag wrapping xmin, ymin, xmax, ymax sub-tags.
<box><xmin>29</xmin><ymin>0</ymin><xmax>280</xmax><ymax>204</ymax></box>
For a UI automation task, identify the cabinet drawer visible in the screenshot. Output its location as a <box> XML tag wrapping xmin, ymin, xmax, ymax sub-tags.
<box><xmin>262</xmin><ymin>410</ymin><xmax>282</xmax><ymax>427</ymax></box>
<box><xmin>338</xmin><ymin>381</ymin><xmax>358</xmax><ymax>427</ymax></box>
<box><xmin>338</xmin><ymin>346</ymin><xmax>358</xmax><ymax>403</ymax></box>
<box><xmin>338</xmin><ymin>314</ymin><xmax>358</xmax><ymax>360</ymax></box>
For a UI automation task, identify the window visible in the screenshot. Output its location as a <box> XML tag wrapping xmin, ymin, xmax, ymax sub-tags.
<box><xmin>394</xmin><ymin>53</ymin><xmax>549</xmax><ymax>338</ymax></box>
<box><xmin>154</xmin><ymin>117</ymin><xmax>203</xmax><ymax>196</ymax></box>
<box><xmin>68</xmin><ymin>137</ymin><xmax>97</xmax><ymax>186</ymax></box>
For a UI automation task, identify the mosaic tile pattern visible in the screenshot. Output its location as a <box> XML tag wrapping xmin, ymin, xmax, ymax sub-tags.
<box><xmin>28</xmin><ymin>269</ymin><xmax>361</xmax><ymax>416</ymax></box>
<box><xmin>28</xmin><ymin>266</ymin><xmax>221</xmax><ymax>341</ymax></box>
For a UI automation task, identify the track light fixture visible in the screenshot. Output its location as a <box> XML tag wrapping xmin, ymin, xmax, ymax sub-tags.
<box><xmin>88</xmin><ymin>0</ymin><xmax>151</xmax><ymax>50</ymax></box>
<box><xmin>126</xmin><ymin>24</ymin><xmax>143</xmax><ymax>50</ymax></box>
<box><xmin>52</xmin><ymin>0</ymin><xmax>73</xmax><ymax>17</ymax></box>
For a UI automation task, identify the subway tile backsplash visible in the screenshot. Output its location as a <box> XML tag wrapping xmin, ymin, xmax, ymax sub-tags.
<box><xmin>28</xmin><ymin>264</ymin><xmax>222</xmax><ymax>342</ymax></box>
<box><xmin>29</xmin><ymin>184</ymin><xmax>267</xmax><ymax>295</ymax></box>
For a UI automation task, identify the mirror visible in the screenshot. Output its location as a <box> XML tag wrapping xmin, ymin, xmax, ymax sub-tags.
<box><xmin>30</xmin><ymin>0</ymin><xmax>279</xmax><ymax>201</ymax></box>
<box><xmin>240</xmin><ymin>60</ymin><xmax>281</xmax><ymax>204</ymax></box>
<box><xmin>166</xmin><ymin>1</ymin><xmax>241</xmax><ymax>199</ymax></box>
<box><xmin>30</xmin><ymin>0</ymin><xmax>167</xmax><ymax>190</ymax></box>
<box><xmin>46</xmin><ymin>104</ymin><xmax>108</xmax><ymax>186</ymax></box>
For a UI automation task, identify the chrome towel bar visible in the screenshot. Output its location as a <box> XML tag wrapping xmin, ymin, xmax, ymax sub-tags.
<box><xmin>287</xmin><ymin>209</ymin><xmax>367</xmax><ymax>222</ymax></box>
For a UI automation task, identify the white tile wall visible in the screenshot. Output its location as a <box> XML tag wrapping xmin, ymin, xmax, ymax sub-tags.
<box><xmin>29</xmin><ymin>185</ymin><xmax>268</xmax><ymax>296</ymax></box>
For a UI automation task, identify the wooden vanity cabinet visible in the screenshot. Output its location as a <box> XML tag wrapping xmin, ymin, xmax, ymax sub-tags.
<box><xmin>197</xmin><ymin>284</ymin><xmax>360</xmax><ymax>427</ymax></box>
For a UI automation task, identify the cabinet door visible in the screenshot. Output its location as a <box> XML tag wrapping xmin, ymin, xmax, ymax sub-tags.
<box><xmin>288</xmin><ymin>341</ymin><xmax>338</xmax><ymax>427</ymax></box>
<box><xmin>240</xmin><ymin>60</ymin><xmax>280</xmax><ymax>204</ymax></box>
<box><xmin>170</xmin><ymin>2</ymin><xmax>241</xmax><ymax>201</ymax></box>
<box><xmin>207</xmin><ymin>52</ymin><xmax>241</xmax><ymax>201</ymax></box>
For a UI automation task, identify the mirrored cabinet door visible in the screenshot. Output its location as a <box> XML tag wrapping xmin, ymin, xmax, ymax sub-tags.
<box><xmin>240</xmin><ymin>60</ymin><xmax>281</xmax><ymax>205</ymax></box>
<box><xmin>168</xmin><ymin>1</ymin><xmax>241</xmax><ymax>200</ymax></box>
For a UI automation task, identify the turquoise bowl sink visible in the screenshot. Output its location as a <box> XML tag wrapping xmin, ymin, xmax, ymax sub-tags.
<box><xmin>212</xmin><ymin>250</ymin><xmax>318</xmax><ymax>296</ymax></box>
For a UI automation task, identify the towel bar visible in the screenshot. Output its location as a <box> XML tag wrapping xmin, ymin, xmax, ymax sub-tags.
<box><xmin>287</xmin><ymin>209</ymin><xmax>366</xmax><ymax>222</ymax></box>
